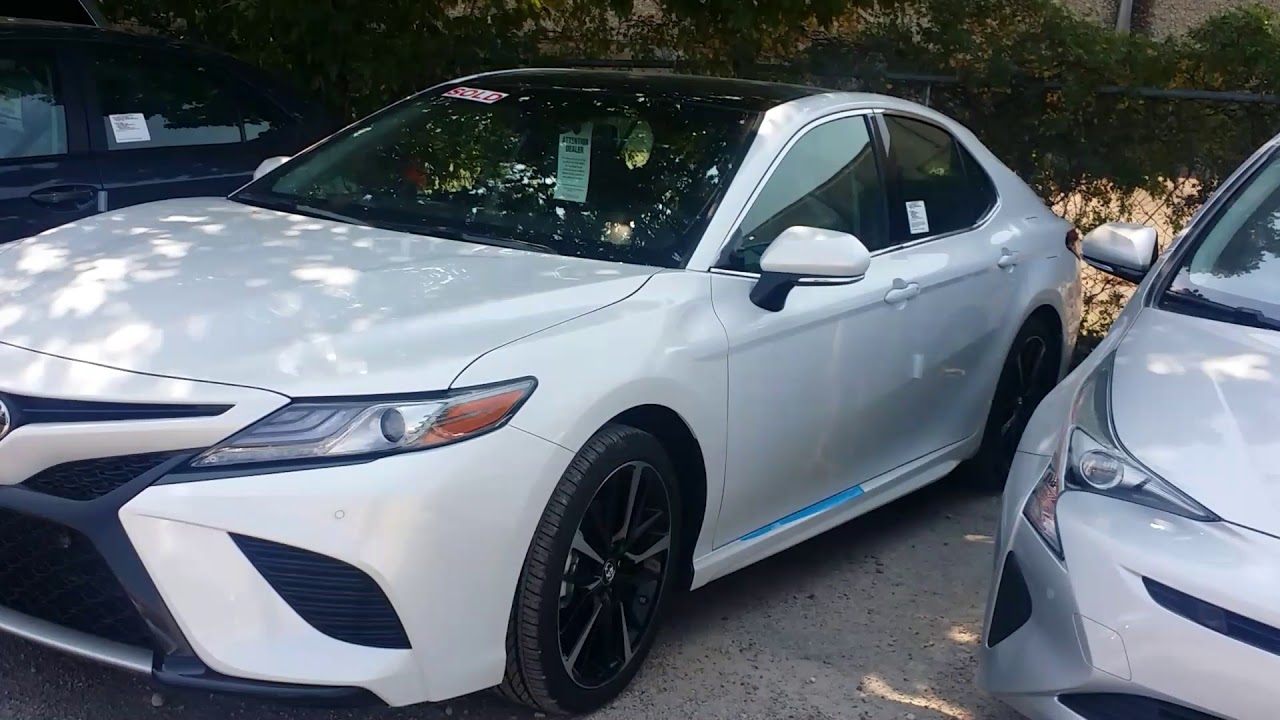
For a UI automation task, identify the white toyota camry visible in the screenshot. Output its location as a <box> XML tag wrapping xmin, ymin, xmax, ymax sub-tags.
<box><xmin>0</xmin><ymin>69</ymin><xmax>1080</xmax><ymax>713</ymax></box>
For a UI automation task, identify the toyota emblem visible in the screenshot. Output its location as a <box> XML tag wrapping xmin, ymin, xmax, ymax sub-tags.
<box><xmin>0</xmin><ymin>399</ymin><xmax>9</xmax><ymax>442</ymax></box>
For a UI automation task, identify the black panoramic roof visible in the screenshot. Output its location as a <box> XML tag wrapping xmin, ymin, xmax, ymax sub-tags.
<box><xmin>456</xmin><ymin>69</ymin><xmax>832</xmax><ymax>112</ymax></box>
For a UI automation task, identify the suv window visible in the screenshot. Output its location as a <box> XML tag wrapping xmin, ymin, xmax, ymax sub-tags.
<box><xmin>726</xmin><ymin>116</ymin><xmax>887</xmax><ymax>271</ymax></box>
<box><xmin>0</xmin><ymin>51</ymin><xmax>68</xmax><ymax>160</ymax></box>
<box><xmin>90</xmin><ymin>47</ymin><xmax>243</xmax><ymax>151</ymax></box>
<box><xmin>883</xmin><ymin>115</ymin><xmax>996</xmax><ymax>242</ymax></box>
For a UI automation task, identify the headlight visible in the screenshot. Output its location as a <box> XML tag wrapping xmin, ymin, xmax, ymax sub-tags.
<box><xmin>1021</xmin><ymin>353</ymin><xmax>1216</xmax><ymax>557</ymax></box>
<box><xmin>192</xmin><ymin>378</ymin><xmax>536</xmax><ymax>468</ymax></box>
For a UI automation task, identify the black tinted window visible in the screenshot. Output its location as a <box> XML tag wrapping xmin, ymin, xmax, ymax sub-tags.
<box><xmin>239</xmin><ymin>87</ymin><xmax>290</xmax><ymax>142</ymax></box>
<box><xmin>725</xmin><ymin>116</ymin><xmax>887</xmax><ymax>270</ymax></box>
<box><xmin>90</xmin><ymin>48</ymin><xmax>242</xmax><ymax>150</ymax></box>
<box><xmin>0</xmin><ymin>50</ymin><xmax>67</xmax><ymax>160</ymax></box>
<box><xmin>234</xmin><ymin>85</ymin><xmax>757</xmax><ymax>268</ymax></box>
<box><xmin>884</xmin><ymin>116</ymin><xmax>996</xmax><ymax>242</ymax></box>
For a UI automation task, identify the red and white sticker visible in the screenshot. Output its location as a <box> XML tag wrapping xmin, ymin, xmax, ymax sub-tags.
<box><xmin>442</xmin><ymin>86</ymin><xmax>508</xmax><ymax>104</ymax></box>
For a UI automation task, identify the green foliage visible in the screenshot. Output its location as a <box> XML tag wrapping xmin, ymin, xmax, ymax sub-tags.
<box><xmin>104</xmin><ymin>0</ymin><xmax>1280</xmax><ymax>338</ymax></box>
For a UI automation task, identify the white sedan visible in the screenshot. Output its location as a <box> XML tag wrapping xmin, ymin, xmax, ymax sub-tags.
<box><xmin>981</xmin><ymin>132</ymin><xmax>1280</xmax><ymax>720</ymax></box>
<box><xmin>0</xmin><ymin>68</ymin><xmax>1079</xmax><ymax>713</ymax></box>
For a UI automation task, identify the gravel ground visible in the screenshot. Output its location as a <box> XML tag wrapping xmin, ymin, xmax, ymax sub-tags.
<box><xmin>0</xmin><ymin>477</ymin><xmax>1021</xmax><ymax>720</ymax></box>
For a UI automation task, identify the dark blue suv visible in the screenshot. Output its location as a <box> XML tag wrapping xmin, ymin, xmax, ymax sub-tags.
<box><xmin>0</xmin><ymin>18</ymin><xmax>340</xmax><ymax>243</ymax></box>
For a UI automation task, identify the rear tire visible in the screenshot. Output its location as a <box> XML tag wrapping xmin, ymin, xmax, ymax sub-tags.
<box><xmin>964</xmin><ymin>316</ymin><xmax>1060</xmax><ymax>492</ymax></box>
<box><xmin>497</xmin><ymin>424</ymin><xmax>683</xmax><ymax>715</ymax></box>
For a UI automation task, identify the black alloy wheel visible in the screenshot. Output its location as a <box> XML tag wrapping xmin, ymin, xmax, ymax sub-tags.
<box><xmin>558</xmin><ymin>459</ymin><xmax>672</xmax><ymax>689</ymax></box>
<box><xmin>968</xmin><ymin>317</ymin><xmax>1060</xmax><ymax>491</ymax></box>
<box><xmin>498</xmin><ymin>425</ymin><xmax>683</xmax><ymax>715</ymax></box>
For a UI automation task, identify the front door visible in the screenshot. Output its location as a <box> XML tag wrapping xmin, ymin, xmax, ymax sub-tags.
<box><xmin>0</xmin><ymin>43</ymin><xmax>101</xmax><ymax>244</ymax></box>
<box><xmin>710</xmin><ymin>113</ymin><xmax>922</xmax><ymax>546</ymax></box>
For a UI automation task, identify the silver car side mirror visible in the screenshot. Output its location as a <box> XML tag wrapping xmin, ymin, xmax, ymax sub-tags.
<box><xmin>1081</xmin><ymin>222</ymin><xmax>1159</xmax><ymax>284</ymax></box>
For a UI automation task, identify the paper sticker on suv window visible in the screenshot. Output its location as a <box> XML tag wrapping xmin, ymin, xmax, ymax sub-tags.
<box><xmin>0</xmin><ymin>96</ymin><xmax>21</xmax><ymax>131</ymax></box>
<box><xmin>108</xmin><ymin>113</ymin><xmax>151</xmax><ymax>143</ymax></box>
<box><xmin>554</xmin><ymin>123</ymin><xmax>592</xmax><ymax>203</ymax></box>
<box><xmin>442</xmin><ymin>86</ymin><xmax>508</xmax><ymax>104</ymax></box>
<box><xmin>905</xmin><ymin>200</ymin><xmax>930</xmax><ymax>234</ymax></box>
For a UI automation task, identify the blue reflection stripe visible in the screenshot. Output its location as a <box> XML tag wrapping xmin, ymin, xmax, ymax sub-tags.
<box><xmin>736</xmin><ymin>484</ymin><xmax>867</xmax><ymax>542</ymax></box>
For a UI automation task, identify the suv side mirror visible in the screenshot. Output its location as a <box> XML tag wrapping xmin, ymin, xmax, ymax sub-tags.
<box><xmin>1081</xmin><ymin>222</ymin><xmax>1159</xmax><ymax>284</ymax></box>
<box><xmin>750</xmin><ymin>226</ymin><xmax>871</xmax><ymax>312</ymax></box>
<box><xmin>252</xmin><ymin>156</ymin><xmax>290</xmax><ymax>181</ymax></box>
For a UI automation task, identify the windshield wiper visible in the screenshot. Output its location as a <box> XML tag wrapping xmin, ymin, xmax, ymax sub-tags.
<box><xmin>406</xmin><ymin>225</ymin><xmax>560</xmax><ymax>256</ymax></box>
<box><xmin>234</xmin><ymin>193</ymin><xmax>559</xmax><ymax>255</ymax></box>
<box><xmin>1162</xmin><ymin>288</ymin><xmax>1280</xmax><ymax>331</ymax></box>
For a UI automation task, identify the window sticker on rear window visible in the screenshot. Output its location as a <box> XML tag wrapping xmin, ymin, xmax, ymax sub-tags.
<box><xmin>905</xmin><ymin>200</ymin><xmax>930</xmax><ymax>234</ymax></box>
<box><xmin>442</xmin><ymin>86</ymin><xmax>508</xmax><ymax>104</ymax></box>
<box><xmin>108</xmin><ymin>112</ymin><xmax>150</xmax><ymax>143</ymax></box>
<box><xmin>554</xmin><ymin>123</ymin><xmax>592</xmax><ymax>203</ymax></box>
<box><xmin>0</xmin><ymin>96</ymin><xmax>21</xmax><ymax>131</ymax></box>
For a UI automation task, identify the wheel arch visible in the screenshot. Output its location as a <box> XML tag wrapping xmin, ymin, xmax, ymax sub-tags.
<box><xmin>607</xmin><ymin>404</ymin><xmax>707</xmax><ymax>591</ymax></box>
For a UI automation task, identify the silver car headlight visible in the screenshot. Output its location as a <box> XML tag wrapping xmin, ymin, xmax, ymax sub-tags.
<box><xmin>192</xmin><ymin>378</ymin><xmax>536</xmax><ymax>468</ymax></box>
<box><xmin>1022</xmin><ymin>353</ymin><xmax>1216</xmax><ymax>557</ymax></box>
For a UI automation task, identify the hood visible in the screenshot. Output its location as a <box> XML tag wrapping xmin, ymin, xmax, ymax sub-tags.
<box><xmin>0</xmin><ymin>198</ymin><xmax>656</xmax><ymax>396</ymax></box>
<box><xmin>1111</xmin><ymin>306</ymin><xmax>1280</xmax><ymax>537</ymax></box>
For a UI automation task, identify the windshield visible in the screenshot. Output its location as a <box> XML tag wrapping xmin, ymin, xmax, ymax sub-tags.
<box><xmin>231</xmin><ymin>82</ymin><xmax>760</xmax><ymax>268</ymax></box>
<box><xmin>1162</xmin><ymin>147</ymin><xmax>1280</xmax><ymax>328</ymax></box>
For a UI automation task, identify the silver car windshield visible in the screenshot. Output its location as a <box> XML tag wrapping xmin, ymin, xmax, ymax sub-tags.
<box><xmin>1163</xmin><ymin>149</ymin><xmax>1280</xmax><ymax>328</ymax></box>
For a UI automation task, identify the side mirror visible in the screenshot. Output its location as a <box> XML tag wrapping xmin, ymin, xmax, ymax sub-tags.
<box><xmin>252</xmin><ymin>156</ymin><xmax>290</xmax><ymax>181</ymax></box>
<box><xmin>749</xmin><ymin>226</ymin><xmax>871</xmax><ymax>312</ymax></box>
<box><xmin>1081</xmin><ymin>222</ymin><xmax>1159</xmax><ymax>284</ymax></box>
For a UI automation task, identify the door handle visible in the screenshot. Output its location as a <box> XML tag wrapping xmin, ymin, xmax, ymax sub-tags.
<box><xmin>884</xmin><ymin>282</ymin><xmax>920</xmax><ymax>304</ymax></box>
<box><xmin>997</xmin><ymin>250</ymin><xmax>1020</xmax><ymax>269</ymax></box>
<box><xmin>30</xmin><ymin>186</ymin><xmax>97</xmax><ymax>207</ymax></box>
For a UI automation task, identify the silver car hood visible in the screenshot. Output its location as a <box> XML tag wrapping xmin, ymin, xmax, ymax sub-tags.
<box><xmin>1111</xmin><ymin>306</ymin><xmax>1280</xmax><ymax>537</ymax></box>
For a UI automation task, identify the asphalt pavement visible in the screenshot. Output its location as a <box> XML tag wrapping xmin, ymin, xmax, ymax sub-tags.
<box><xmin>0</xmin><ymin>477</ymin><xmax>1021</xmax><ymax>720</ymax></box>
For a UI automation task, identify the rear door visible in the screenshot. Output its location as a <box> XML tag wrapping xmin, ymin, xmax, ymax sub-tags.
<box><xmin>0</xmin><ymin>41</ymin><xmax>101</xmax><ymax>244</ymax></box>
<box><xmin>874</xmin><ymin>112</ymin><xmax>1013</xmax><ymax>455</ymax></box>
<box><xmin>78</xmin><ymin>41</ymin><xmax>306</xmax><ymax>211</ymax></box>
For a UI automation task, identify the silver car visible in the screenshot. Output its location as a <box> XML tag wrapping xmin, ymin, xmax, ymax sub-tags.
<box><xmin>980</xmin><ymin>133</ymin><xmax>1280</xmax><ymax>720</ymax></box>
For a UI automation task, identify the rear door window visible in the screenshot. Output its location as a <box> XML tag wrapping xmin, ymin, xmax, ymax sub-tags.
<box><xmin>882</xmin><ymin>115</ymin><xmax>997</xmax><ymax>245</ymax></box>
<box><xmin>0</xmin><ymin>50</ymin><xmax>68</xmax><ymax>160</ymax></box>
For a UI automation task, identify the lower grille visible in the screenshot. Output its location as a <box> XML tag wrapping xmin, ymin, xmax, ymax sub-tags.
<box><xmin>232</xmin><ymin>534</ymin><xmax>410</xmax><ymax>649</ymax></box>
<box><xmin>1144</xmin><ymin>577</ymin><xmax>1280</xmax><ymax>659</ymax></box>
<box><xmin>0</xmin><ymin>508</ymin><xmax>153</xmax><ymax>648</ymax></box>
<box><xmin>1059</xmin><ymin>693</ymin><xmax>1223</xmax><ymax>720</ymax></box>
<box><xmin>21</xmin><ymin>452</ymin><xmax>178</xmax><ymax>501</ymax></box>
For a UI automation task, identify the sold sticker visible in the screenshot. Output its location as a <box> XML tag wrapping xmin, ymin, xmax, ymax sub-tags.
<box><xmin>442</xmin><ymin>86</ymin><xmax>508</xmax><ymax>104</ymax></box>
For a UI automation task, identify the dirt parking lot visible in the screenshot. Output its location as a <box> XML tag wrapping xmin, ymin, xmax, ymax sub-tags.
<box><xmin>0</xmin><ymin>477</ymin><xmax>1021</xmax><ymax>720</ymax></box>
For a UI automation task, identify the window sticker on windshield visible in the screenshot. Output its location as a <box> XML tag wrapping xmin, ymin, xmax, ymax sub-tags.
<box><xmin>0</xmin><ymin>96</ymin><xmax>21</xmax><ymax>132</ymax></box>
<box><xmin>108</xmin><ymin>113</ymin><xmax>151</xmax><ymax>143</ymax></box>
<box><xmin>905</xmin><ymin>200</ymin><xmax>930</xmax><ymax>234</ymax></box>
<box><xmin>442</xmin><ymin>86</ymin><xmax>508</xmax><ymax>104</ymax></box>
<box><xmin>555</xmin><ymin>123</ymin><xmax>593</xmax><ymax>203</ymax></box>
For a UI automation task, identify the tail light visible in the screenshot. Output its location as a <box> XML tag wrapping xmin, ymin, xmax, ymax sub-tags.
<box><xmin>1066</xmin><ymin>227</ymin><xmax>1081</xmax><ymax>257</ymax></box>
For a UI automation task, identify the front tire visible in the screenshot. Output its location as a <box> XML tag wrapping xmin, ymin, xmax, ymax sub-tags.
<box><xmin>966</xmin><ymin>316</ymin><xmax>1060</xmax><ymax>492</ymax></box>
<box><xmin>497</xmin><ymin>424</ymin><xmax>683</xmax><ymax>715</ymax></box>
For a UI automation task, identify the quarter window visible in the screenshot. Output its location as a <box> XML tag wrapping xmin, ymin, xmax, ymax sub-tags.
<box><xmin>883</xmin><ymin>115</ymin><xmax>996</xmax><ymax>242</ymax></box>
<box><xmin>90</xmin><ymin>47</ymin><xmax>242</xmax><ymax>150</ymax></box>
<box><xmin>0</xmin><ymin>51</ymin><xmax>68</xmax><ymax>160</ymax></box>
<box><xmin>725</xmin><ymin>116</ymin><xmax>888</xmax><ymax>272</ymax></box>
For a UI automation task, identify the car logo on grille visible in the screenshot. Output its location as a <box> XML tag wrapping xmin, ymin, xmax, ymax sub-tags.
<box><xmin>0</xmin><ymin>399</ymin><xmax>9</xmax><ymax>442</ymax></box>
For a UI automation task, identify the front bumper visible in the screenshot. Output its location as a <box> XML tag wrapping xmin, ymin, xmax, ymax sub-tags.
<box><xmin>0</xmin><ymin>345</ymin><xmax>574</xmax><ymax>707</ymax></box>
<box><xmin>980</xmin><ymin>452</ymin><xmax>1280</xmax><ymax>720</ymax></box>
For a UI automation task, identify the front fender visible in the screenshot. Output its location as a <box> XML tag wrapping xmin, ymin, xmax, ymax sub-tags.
<box><xmin>449</xmin><ymin>270</ymin><xmax>729</xmax><ymax>562</ymax></box>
